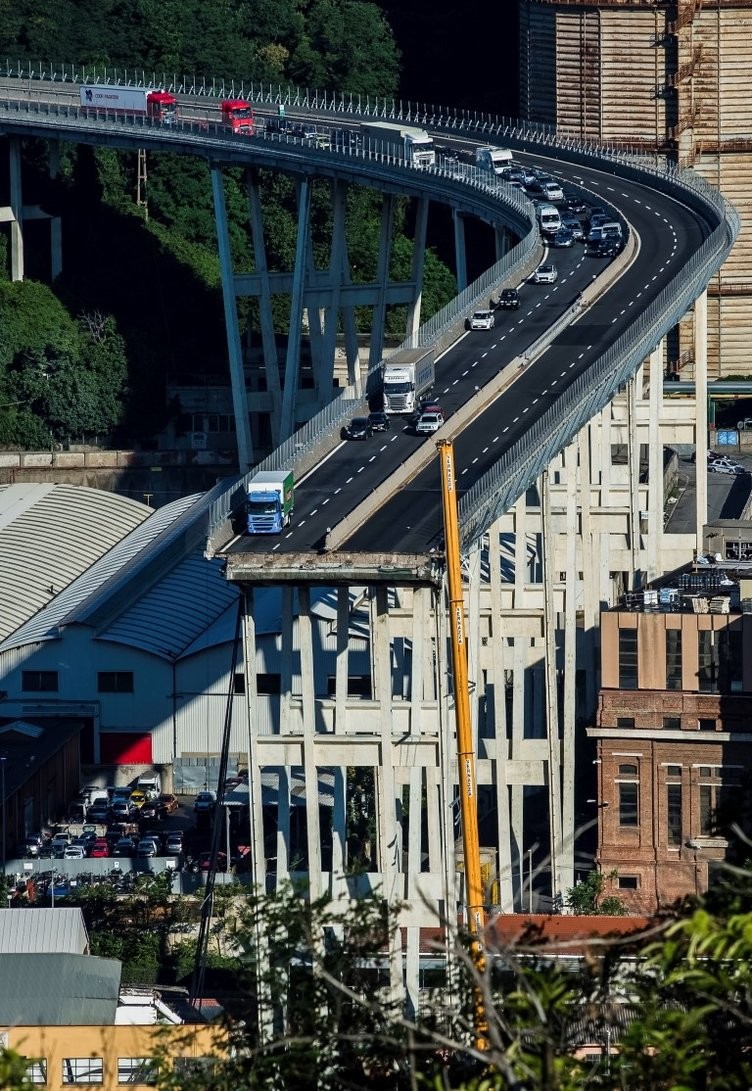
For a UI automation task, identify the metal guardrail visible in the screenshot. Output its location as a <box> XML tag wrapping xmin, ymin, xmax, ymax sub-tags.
<box><xmin>0</xmin><ymin>64</ymin><xmax>739</xmax><ymax>552</ymax></box>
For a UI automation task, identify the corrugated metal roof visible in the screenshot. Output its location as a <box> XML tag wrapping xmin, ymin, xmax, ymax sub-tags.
<box><xmin>0</xmin><ymin>953</ymin><xmax>120</xmax><ymax>1024</ymax></box>
<box><xmin>0</xmin><ymin>907</ymin><xmax>89</xmax><ymax>954</ymax></box>
<box><xmin>100</xmin><ymin>552</ymin><xmax>240</xmax><ymax>659</ymax></box>
<box><xmin>0</xmin><ymin>483</ymin><xmax>150</xmax><ymax>643</ymax></box>
<box><xmin>0</xmin><ymin>488</ymin><xmax>215</xmax><ymax>654</ymax></box>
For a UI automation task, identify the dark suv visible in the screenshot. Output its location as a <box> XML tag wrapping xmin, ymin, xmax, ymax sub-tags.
<box><xmin>498</xmin><ymin>289</ymin><xmax>520</xmax><ymax>309</ymax></box>
<box><xmin>343</xmin><ymin>417</ymin><xmax>372</xmax><ymax>441</ymax></box>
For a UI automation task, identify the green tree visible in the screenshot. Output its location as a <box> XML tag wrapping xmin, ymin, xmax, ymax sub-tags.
<box><xmin>566</xmin><ymin>871</ymin><xmax>628</xmax><ymax>917</ymax></box>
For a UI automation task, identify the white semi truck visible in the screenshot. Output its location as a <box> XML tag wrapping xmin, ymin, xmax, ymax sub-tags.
<box><xmin>80</xmin><ymin>84</ymin><xmax>177</xmax><ymax>123</ymax></box>
<box><xmin>361</xmin><ymin>121</ymin><xmax>435</xmax><ymax>168</ymax></box>
<box><xmin>382</xmin><ymin>347</ymin><xmax>436</xmax><ymax>415</ymax></box>
<box><xmin>475</xmin><ymin>146</ymin><xmax>514</xmax><ymax>175</ymax></box>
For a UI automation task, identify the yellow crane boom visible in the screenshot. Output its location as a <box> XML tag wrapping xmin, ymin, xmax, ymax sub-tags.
<box><xmin>437</xmin><ymin>439</ymin><xmax>487</xmax><ymax>1049</ymax></box>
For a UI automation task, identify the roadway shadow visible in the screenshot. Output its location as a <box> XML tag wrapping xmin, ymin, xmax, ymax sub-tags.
<box><xmin>719</xmin><ymin>474</ymin><xmax>752</xmax><ymax>519</ymax></box>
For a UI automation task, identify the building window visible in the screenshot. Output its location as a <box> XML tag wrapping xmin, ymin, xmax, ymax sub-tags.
<box><xmin>698</xmin><ymin>767</ymin><xmax>739</xmax><ymax>837</ymax></box>
<box><xmin>718</xmin><ymin>629</ymin><xmax>743</xmax><ymax>694</ymax></box>
<box><xmin>97</xmin><ymin>672</ymin><xmax>134</xmax><ymax>693</ymax></box>
<box><xmin>117</xmin><ymin>1058</ymin><xmax>157</xmax><ymax>1085</ymax></box>
<box><xmin>326</xmin><ymin>675</ymin><xmax>373</xmax><ymax>699</ymax></box>
<box><xmin>698</xmin><ymin>630</ymin><xmax>717</xmax><ymax>693</ymax></box>
<box><xmin>617</xmin><ymin>875</ymin><xmax>639</xmax><ymax>890</ymax></box>
<box><xmin>233</xmin><ymin>672</ymin><xmax>246</xmax><ymax>695</ymax></box>
<box><xmin>698</xmin><ymin>718</ymin><xmax>716</xmax><ymax>732</ymax></box>
<box><xmin>256</xmin><ymin>673</ymin><xmax>281</xmax><ymax>695</ymax></box>
<box><xmin>666</xmin><ymin>765</ymin><xmax>682</xmax><ymax>776</ymax></box>
<box><xmin>616</xmin><ymin>717</ymin><xmax>635</xmax><ymax>730</ymax></box>
<box><xmin>62</xmin><ymin>1059</ymin><xmax>103</xmax><ymax>1085</ymax></box>
<box><xmin>663</xmin><ymin>716</ymin><xmax>681</xmax><ymax>731</ymax></box>
<box><xmin>21</xmin><ymin>670</ymin><xmax>58</xmax><ymax>692</ymax></box>
<box><xmin>618</xmin><ymin>629</ymin><xmax>638</xmax><ymax>689</ymax></box>
<box><xmin>617</xmin><ymin>763</ymin><xmax>639</xmax><ymax>827</ymax></box>
<box><xmin>667</xmin><ymin>782</ymin><xmax>682</xmax><ymax>846</ymax></box>
<box><xmin>665</xmin><ymin>629</ymin><xmax>682</xmax><ymax>690</ymax></box>
<box><xmin>25</xmin><ymin>1060</ymin><xmax>47</xmax><ymax>1085</ymax></box>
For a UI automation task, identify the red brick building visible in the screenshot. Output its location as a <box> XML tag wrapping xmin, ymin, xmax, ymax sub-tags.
<box><xmin>588</xmin><ymin>566</ymin><xmax>752</xmax><ymax>913</ymax></box>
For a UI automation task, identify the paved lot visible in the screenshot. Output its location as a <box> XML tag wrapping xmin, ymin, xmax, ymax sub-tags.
<box><xmin>665</xmin><ymin>449</ymin><xmax>752</xmax><ymax>534</ymax></box>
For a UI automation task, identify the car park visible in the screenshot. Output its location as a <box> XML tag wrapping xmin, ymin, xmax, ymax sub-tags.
<box><xmin>137</xmin><ymin>837</ymin><xmax>160</xmax><ymax>858</ymax></box>
<box><xmin>110</xmin><ymin>800</ymin><xmax>133</xmax><ymax>820</ymax></box>
<box><xmin>415</xmin><ymin>410</ymin><xmax>445</xmax><ymax>435</ymax></box>
<box><xmin>63</xmin><ymin>844</ymin><xmax>86</xmax><ymax>860</ymax></box>
<box><xmin>343</xmin><ymin>416</ymin><xmax>372</xmax><ymax>440</ymax></box>
<box><xmin>89</xmin><ymin>838</ymin><xmax>110</xmax><ymax>858</ymax></box>
<box><xmin>468</xmin><ymin>309</ymin><xmax>495</xmax><ymax>330</ymax></box>
<box><xmin>367</xmin><ymin>411</ymin><xmax>390</xmax><ymax>433</ymax></box>
<box><xmin>531</xmin><ymin>264</ymin><xmax>558</xmax><ymax>284</ymax></box>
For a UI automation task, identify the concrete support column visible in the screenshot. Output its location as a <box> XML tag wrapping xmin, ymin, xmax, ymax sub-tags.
<box><xmin>561</xmin><ymin>444</ymin><xmax>577</xmax><ymax>897</ymax></box>
<box><xmin>467</xmin><ymin>542</ymin><xmax>482</xmax><ymax>759</ymax></box>
<box><xmin>626</xmin><ymin>375</ymin><xmax>641</xmax><ymax>589</ymax></box>
<box><xmin>48</xmin><ymin>140</ymin><xmax>62</xmax><ymax>279</ymax></box>
<box><xmin>494</xmin><ymin>225</ymin><xmax>510</xmax><ymax>262</ymax></box>
<box><xmin>281</xmin><ymin>177</ymin><xmax>312</xmax><ymax>440</ymax></box>
<box><xmin>247</xmin><ymin>168</ymin><xmax>282</xmax><ymax>444</ymax></box>
<box><xmin>298</xmin><ymin>586</ymin><xmax>323</xmax><ymax>899</ymax></box>
<box><xmin>409</xmin><ymin>587</ymin><xmax>427</xmax><ymax>733</ymax></box>
<box><xmin>324</xmin><ymin>181</ymin><xmax>357</xmax><ymax>395</ymax></box>
<box><xmin>453</xmin><ymin>209</ymin><xmax>468</xmax><ymax>292</ymax></box>
<box><xmin>405</xmin><ymin>196</ymin><xmax>429</xmax><ymax>344</ymax></box>
<box><xmin>9</xmin><ymin>137</ymin><xmax>23</xmax><ymax>282</ymax></box>
<box><xmin>694</xmin><ymin>291</ymin><xmax>708</xmax><ymax>550</ymax></box>
<box><xmin>368</xmin><ymin>194</ymin><xmax>395</xmax><ymax>372</ymax></box>
<box><xmin>373</xmin><ymin>586</ymin><xmax>403</xmax><ymax>1007</ymax></box>
<box><xmin>211</xmin><ymin>164</ymin><xmax>254</xmax><ymax>471</ymax></box>
<box><xmin>280</xmin><ymin>588</ymin><xmax>294</xmax><ymax>736</ymax></box>
<box><xmin>241</xmin><ymin>589</ymin><xmax>267</xmax><ymax>895</ymax></box>
<box><xmin>405</xmin><ymin>762</ymin><xmax>422</xmax><ymax>1020</ymax></box>
<box><xmin>540</xmin><ymin>469</ymin><xmax>563</xmax><ymax>903</ymax></box>
<box><xmin>335</xmin><ymin>586</ymin><xmax>349</xmax><ymax>734</ymax></box>
<box><xmin>647</xmin><ymin>341</ymin><xmax>664</xmax><ymax>582</ymax></box>
<box><xmin>488</xmin><ymin>523</ymin><xmax>513</xmax><ymax>910</ymax></box>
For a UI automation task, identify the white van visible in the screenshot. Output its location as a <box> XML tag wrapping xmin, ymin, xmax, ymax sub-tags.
<box><xmin>475</xmin><ymin>145</ymin><xmax>514</xmax><ymax>176</ymax></box>
<box><xmin>536</xmin><ymin>203</ymin><xmax>562</xmax><ymax>235</ymax></box>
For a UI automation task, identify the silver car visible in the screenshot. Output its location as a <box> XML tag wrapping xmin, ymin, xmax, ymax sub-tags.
<box><xmin>532</xmin><ymin>264</ymin><xmax>558</xmax><ymax>284</ymax></box>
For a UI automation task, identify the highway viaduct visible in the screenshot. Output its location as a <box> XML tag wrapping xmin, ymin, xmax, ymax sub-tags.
<box><xmin>0</xmin><ymin>69</ymin><xmax>738</xmax><ymax>1015</ymax></box>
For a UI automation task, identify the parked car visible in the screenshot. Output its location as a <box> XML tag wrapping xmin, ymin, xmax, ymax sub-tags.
<box><xmin>137</xmin><ymin>838</ymin><xmax>160</xmax><ymax>858</ymax></box>
<box><xmin>415</xmin><ymin>410</ymin><xmax>445</xmax><ymax>435</ymax></box>
<box><xmin>50</xmin><ymin>833</ymin><xmax>71</xmax><ymax>857</ymax></box>
<box><xmin>89</xmin><ymin>838</ymin><xmax>110</xmax><ymax>858</ymax></box>
<box><xmin>709</xmin><ymin>458</ymin><xmax>745</xmax><ymax>475</ymax></box>
<box><xmin>112</xmin><ymin>837</ymin><xmax>137</xmax><ymax>858</ymax></box>
<box><xmin>367</xmin><ymin>411</ymin><xmax>390</xmax><ymax>433</ymax></box>
<box><xmin>165</xmin><ymin>832</ymin><xmax>184</xmax><ymax>856</ymax></box>
<box><xmin>198</xmin><ymin>850</ymin><xmax>228</xmax><ymax>872</ymax></box>
<box><xmin>87</xmin><ymin>802</ymin><xmax>110</xmax><ymax>823</ymax></box>
<box><xmin>468</xmin><ymin>308</ymin><xmax>495</xmax><ymax>330</ymax></box>
<box><xmin>194</xmin><ymin>791</ymin><xmax>217</xmax><ymax>814</ymax></box>
<box><xmin>343</xmin><ymin>416</ymin><xmax>372</xmax><ymax>440</ymax></box>
<box><xmin>129</xmin><ymin>789</ymin><xmax>148</xmax><ymax>810</ymax></box>
<box><xmin>157</xmin><ymin>793</ymin><xmax>179</xmax><ymax>816</ymax></box>
<box><xmin>67</xmin><ymin>802</ymin><xmax>86</xmax><ymax>824</ymax></box>
<box><xmin>63</xmin><ymin>844</ymin><xmax>86</xmax><ymax>860</ymax></box>
<box><xmin>22</xmin><ymin>834</ymin><xmax>45</xmax><ymax>858</ymax></box>
<box><xmin>531</xmin><ymin>264</ymin><xmax>558</xmax><ymax>284</ymax></box>
<box><xmin>110</xmin><ymin>800</ymin><xmax>134</xmax><ymax>821</ymax></box>
<box><xmin>138</xmin><ymin>801</ymin><xmax>160</xmax><ymax>823</ymax></box>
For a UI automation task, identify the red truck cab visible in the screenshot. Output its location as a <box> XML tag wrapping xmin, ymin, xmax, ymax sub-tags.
<box><xmin>221</xmin><ymin>99</ymin><xmax>254</xmax><ymax>135</ymax></box>
<box><xmin>146</xmin><ymin>91</ymin><xmax>177</xmax><ymax>124</ymax></box>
